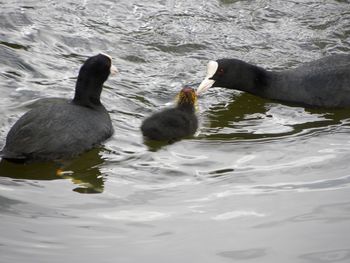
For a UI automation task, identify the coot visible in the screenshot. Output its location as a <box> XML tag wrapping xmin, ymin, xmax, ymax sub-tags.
<box><xmin>197</xmin><ymin>54</ymin><xmax>350</xmax><ymax>108</ymax></box>
<box><xmin>141</xmin><ymin>87</ymin><xmax>198</xmax><ymax>141</ymax></box>
<box><xmin>1</xmin><ymin>53</ymin><xmax>117</xmax><ymax>162</ymax></box>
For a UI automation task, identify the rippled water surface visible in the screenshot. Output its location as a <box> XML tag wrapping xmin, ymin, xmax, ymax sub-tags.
<box><xmin>1</xmin><ymin>0</ymin><xmax>350</xmax><ymax>262</ymax></box>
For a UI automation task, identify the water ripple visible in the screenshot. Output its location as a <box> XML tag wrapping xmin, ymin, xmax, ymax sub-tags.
<box><xmin>299</xmin><ymin>249</ymin><xmax>350</xmax><ymax>263</ymax></box>
<box><xmin>191</xmin><ymin>175</ymin><xmax>350</xmax><ymax>202</ymax></box>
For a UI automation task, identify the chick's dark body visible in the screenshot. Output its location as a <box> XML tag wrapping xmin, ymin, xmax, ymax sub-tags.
<box><xmin>141</xmin><ymin>87</ymin><xmax>198</xmax><ymax>142</ymax></box>
<box><xmin>141</xmin><ymin>107</ymin><xmax>198</xmax><ymax>141</ymax></box>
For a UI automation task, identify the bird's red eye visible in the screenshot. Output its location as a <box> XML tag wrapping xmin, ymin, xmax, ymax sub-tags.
<box><xmin>218</xmin><ymin>68</ymin><xmax>224</xmax><ymax>75</ymax></box>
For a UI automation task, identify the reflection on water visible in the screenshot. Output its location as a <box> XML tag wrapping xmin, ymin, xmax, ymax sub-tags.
<box><xmin>200</xmin><ymin>91</ymin><xmax>350</xmax><ymax>140</ymax></box>
<box><xmin>143</xmin><ymin>139</ymin><xmax>175</xmax><ymax>152</ymax></box>
<box><xmin>0</xmin><ymin>148</ymin><xmax>106</xmax><ymax>193</ymax></box>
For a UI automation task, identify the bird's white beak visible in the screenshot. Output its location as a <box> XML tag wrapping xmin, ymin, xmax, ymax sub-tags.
<box><xmin>196</xmin><ymin>60</ymin><xmax>218</xmax><ymax>95</ymax></box>
<box><xmin>100</xmin><ymin>52</ymin><xmax>119</xmax><ymax>76</ymax></box>
<box><xmin>110</xmin><ymin>65</ymin><xmax>118</xmax><ymax>76</ymax></box>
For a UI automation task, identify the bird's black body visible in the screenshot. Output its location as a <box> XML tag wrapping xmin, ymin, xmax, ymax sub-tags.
<box><xmin>141</xmin><ymin>88</ymin><xmax>198</xmax><ymax>141</ymax></box>
<box><xmin>1</xmin><ymin>54</ymin><xmax>114</xmax><ymax>162</ymax></box>
<box><xmin>2</xmin><ymin>102</ymin><xmax>112</xmax><ymax>161</ymax></box>
<box><xmin>200</xmin><ymin>54</ymin><xmax>350</xmax><ymax>108</ymax></box>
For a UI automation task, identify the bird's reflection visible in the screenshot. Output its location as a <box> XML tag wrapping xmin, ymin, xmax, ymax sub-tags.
<box><xmin>0</xmin><ymin>148</ymin><xmax>107</xmax><ymax>194</ymax></box>
<box><xmin>143</xmin><ymin>139</ymin><xmax>171</xmax><ymax>152</ymax></box>
<box><xmin>206</xmin><ymin>92</ymin><xmax>267</xmax><ymax>126</ymax></box>
<box><xmin>201</xmin><ymin>92</ymin><xmax>350</xmax><ymax>140</ymax></box>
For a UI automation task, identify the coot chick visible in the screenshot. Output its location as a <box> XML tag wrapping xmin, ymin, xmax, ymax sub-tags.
<box><xmin>197</xmin><ymin>54</ymin><xmax>350</xmax><ymax>108</ymax></box>
<box><xmin>1</xmin><ymin>53</ymin><xmax>117</xmax><ymax>162</ymax></box>
<box><xmin>141</xmin><ymin>87</ymin><xmax>198</xmax><ymax>141</ymax></box>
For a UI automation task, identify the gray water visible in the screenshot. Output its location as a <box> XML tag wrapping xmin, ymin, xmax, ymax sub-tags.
<box><xmin>1</xmin><ymin>0</ymin><xmax>350</xmax><ymax>262</ymax></box>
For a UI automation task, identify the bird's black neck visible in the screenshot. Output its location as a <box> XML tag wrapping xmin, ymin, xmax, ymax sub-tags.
<box><xmin>235</xmin><ymin>62</ymin><xmax>270</xmax><ymax>96</ymax></box>
<box><xmin>72</xmin><ymin>76</ymin><xmax>104</xmax><ymax>109</ymax></box>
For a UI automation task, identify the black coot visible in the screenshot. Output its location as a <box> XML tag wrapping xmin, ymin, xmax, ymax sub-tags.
<box><xmin>197</xmin><ymin>54</ymin><xmax>350</xmax><ymax>108</ymax></box>
<box><xmin>141</xmin><ymin>87</ymin><xmax>198</xmax><ymax>142</ymax></box>
<box><xmin>1</xmin><ymin>53</ymin><xmax>117</xmax><ymax>162</ymax></box>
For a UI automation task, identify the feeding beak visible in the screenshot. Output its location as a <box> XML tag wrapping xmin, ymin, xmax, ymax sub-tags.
<box><xmin>100</xmin><ymin>52</ymin><xmax>119</xmax><ymax>76</ymax></box>
<box><xmin>196</xmin><ymin>60</ymin><xmax>218</xmax><ymax>95</ymax></box>
<box><xmin>110</xmin><ymin>65</ymin><xmax>118</xmax><ymax>76</ymax></box>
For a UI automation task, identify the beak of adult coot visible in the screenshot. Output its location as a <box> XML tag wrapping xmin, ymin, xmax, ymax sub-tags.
<box><xmin>100</xmin><ymin>52</ymin><xmax>119</xmax><ymax>76</ymax></box>
<box><xmin>196</xmin><ymin>60</ymin><xmax>218</xmax><ymax>95</ymax></box>
<box><xmin>110</xmin><ymin>64</ymin><xmax>118</xmax><ymax>76</ymax></box>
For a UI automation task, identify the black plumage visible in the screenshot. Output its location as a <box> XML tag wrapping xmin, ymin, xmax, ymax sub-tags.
<box><xmin>141</xmin><ymin>87</ymin><xmax>198</xmax><ymax>142</ymax></box>
<box><xmin>1</xmin><ymin>53</ymin><xmax>115</xmax><ymax>162</ymax></box>
<box><xmin>197</xmin><ymin>54</ymin><xmax>350</xmax><ymax>108</ymax></box>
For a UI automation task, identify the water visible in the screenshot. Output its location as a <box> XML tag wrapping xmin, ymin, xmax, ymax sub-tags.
<box><xmin>1</xmin><ymin>0</ymin><xmax>350</xmax><ymax>262</ymax></box>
